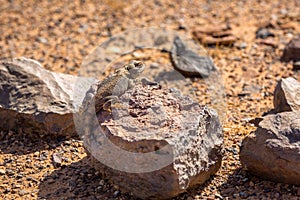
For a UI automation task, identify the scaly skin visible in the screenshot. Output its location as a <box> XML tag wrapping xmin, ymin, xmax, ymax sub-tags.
<box><xmin>94</xmin><ymin>60</ymin><xmax>145</xmax><ymax>112</ymax></box>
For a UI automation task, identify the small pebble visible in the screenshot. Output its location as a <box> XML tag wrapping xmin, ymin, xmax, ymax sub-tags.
<box><xmin>233</xmin><ymin>193</ymin><xmax>239</xmax><ymax>198</ymax></box>
<box><xmin>14</xmin><ymin>184</ymin><xmax>22</xmax><ymax>188</ymax></box>
<box><xmin>36</xmin><ymin>37</ymin><xmax>48</xmax><ymax>44</ymax></box>
<box><xmin>235</xmin><ymin>42</ymin><xmax>247</xmax><ymax>49</ymax></box>
<box><xmin>256</xmin><ymin>28</ymin><xmax>275</xmax><ymax>39</ymax></box>
<box><xmin>239</xmin><ymin>191</ymin><xmax>248</xmax><ymax>198</ymax></box>
<box><xmin>19</xmin><ymin>189</ymin><xmax>29</xmax><ymax>196</ymax></box>
<box><xmin>280</xmin><ymin>9</ymin><xmax>288</xmax><ymax>15</ymax></box>
<box><xmin>249</xmin><ymin>181</ymin><xmax>254</xmax><ymax>187</ymax></box>
<box><xmin>215</xmin><ymin>193</ymin><xmax>224</xmax><ymax>199</ymax></box>
<box><xmin>150</xmin><ymin>62</ymin><xmax>160</xmax><ymax>69</ymax></box>
<box><xmin>242</xmin><ymin>178</ymin><xmax>248</xmax><ymax>182</ymax></box>
<box><xmin>5</xmin><ymin>188</ymin><xmax>11</xmax><ymax>193</ymax></box>
<box><xmin>293</xmin><ymin>61</ymin><xmax>300</xmax><ymax>70</ymax></box>
<box><xmin>16</xmin><ymin>174</ymin><xmax>23</xmax><ymax>179</ymax></box>
<box><xmin>113</xmin><ymin>190</ymin><xmax>120</xmax><ymax>198</ymax></box>
<box><xmin>0</xmin><ymin>169</ymin><xmax>5</xmax><ymax>175</ymax></box>
<box><xmin>52</xmin><ymin>153</ymin><xmax>62</xmax><ymax>168</ymax></box>
<box><xmin>6</xmin><ymin>169</ymin><xmax>14</xmax><ymax>176</ymax></box>
<box><xmin>99</xmin><ymin>179</ymin><xmax>105</xmax><ymax>186</ymax></box>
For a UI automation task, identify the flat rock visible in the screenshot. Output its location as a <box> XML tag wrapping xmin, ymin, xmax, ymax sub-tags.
<box><xmin>192</xmin><ymin>24</ymin><xmax>237</xmax><ymax>46</ymax></box>
<box><xmin>273</xmin><ymin>77</ymin><xmax>300</xmax><ymax>113</ymax></box>
<box><xmin>0</xmin><ymin>57</ymin><xmax>96</xmax><ymax>137</ymax></box>
<box><xmin>192</xmin><ymin>24</ymin><xmax>230</xmax><ymax>35</ymax></box>
<box><xmin>240</xmin><ymin>111</ymin><xmax>300</xmax><ymax>185</ymax></box>
<box><xmin>77</xmin><ymin>83</ymin><xmax>223</xmax><ymax>199</ymax></box>
<box><xmin>281</xmin><ymin>34</ymin><xmax>300</xmax><ymax>62</ymax></box>
<box><xmin>171</xmin><ymin>36</ymin><xmax>216</xmax><ymax>77</ymax></box>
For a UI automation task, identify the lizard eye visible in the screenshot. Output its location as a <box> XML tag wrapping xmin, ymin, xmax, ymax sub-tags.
<box><xmin>125</xmin><ymin>60</ymin><xmax>143</xmax><ymax>70</ymax></box>
<box><xmin>125</xmin><ymin>64</ymin><xmax>134</xmax><ymax>70</ymax></box>
<box><xmin>131</xmin><ymin>60</ymin><xmax>143</xmax><ymax>68</ymax></box>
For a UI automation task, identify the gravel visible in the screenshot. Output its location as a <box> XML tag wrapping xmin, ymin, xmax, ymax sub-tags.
<box><xmin>0</xmin><ymin>0</ymin><xmax>300</xmax><ymax>199</ymax></box>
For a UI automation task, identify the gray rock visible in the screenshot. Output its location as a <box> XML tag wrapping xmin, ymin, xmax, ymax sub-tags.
<box><xmin>281</xmin><ymin>34</ymin><xmax>300</xmax><ymax>62</ymax></box>
<box><xmin>255</xmin><ymin>28</ymin><xmax>275</xmax><ymax>39</ymax></box>
<box><xmin>77</xmin><ymin>83</ymin><xmax>223</xmax><ymax>199</ymax></box>
<box><xmin>240</xmin><ymin>111</ymin><xmax>300</xmax><ymax>185</ymax></box>
<box><xmin>52</xmin><ymin>153</ymin><xmax>62</xmax><ymax>168</ymax></box>
<box><xmin>273</xmin><ymin>77</ymin><xmax>300</xmax><ymax>113</ymax></box>
<box><xmin>171</xmin><ymin>36</ymin><xmax>216</xmax><ymax>77</ymax></box>
<box><xmin>0</xmin><ymin>57</ymin><xmax>97</xmax><ymax>137</ymax></box>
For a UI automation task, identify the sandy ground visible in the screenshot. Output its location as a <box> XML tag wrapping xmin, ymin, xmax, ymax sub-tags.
<box><xmin>0</xmin><ymin>0</ymin><xmax>300</xmax><ymax>199</ymax></box>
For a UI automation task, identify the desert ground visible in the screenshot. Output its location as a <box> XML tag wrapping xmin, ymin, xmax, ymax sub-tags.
<box><xmin>0</xmin><ymin>0</ymin><xmax>300</xmax><ymax>199</ymax></box>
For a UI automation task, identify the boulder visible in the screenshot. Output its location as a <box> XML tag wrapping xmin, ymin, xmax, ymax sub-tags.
<box><xmin>240</xmin><ymin>111</ymin><xmax>300</xmax><ymax>185</ymax></box>
<box><xmin>76</xmin><ymin>83</ymin><xmax>223</xmax><ymax>199</ymax></box>
<box><xmin>273</xmin><ymin>77</ymin><xmax>300</xmax><ymax>113</ymax></box>
<box><xmin>0</xmin><ymin>57</ymin><xmax>96</xmax><ymax>137</ymax></box>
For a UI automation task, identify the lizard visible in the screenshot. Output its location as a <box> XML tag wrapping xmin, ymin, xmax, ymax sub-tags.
<box><xmin>94</xmin><ymin>60</ymin><xmax>145</xmax><ymax>113</ymax></box>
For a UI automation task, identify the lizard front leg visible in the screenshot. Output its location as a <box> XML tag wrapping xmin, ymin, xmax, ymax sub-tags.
<box><xmin>102</xmin><ymin>95</ymin><xmax>121</xmax><ymax>112</ymax></box>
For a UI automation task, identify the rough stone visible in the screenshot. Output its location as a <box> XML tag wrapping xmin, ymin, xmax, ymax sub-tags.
<box><xmin>0</xmin><ymin>57</ymin><xmax>97</xmax><ymax>137</ymax></box>
<box><xmin>281</xmin><ymin>34</ymin><xmax>300</xmax><ymax>62</ymax></box>
<box><xmin>240</xmin><ymin>111</ymin><xmax>300</xmax><ymax>185</ymax></box>
<box><xmin>77</xmin><ymin>83</ymin><xmax>223</xmax><ymax>199</ymax></box>
<box><xmin>171</xmin><ymin>36</ymin><xmax>216</xmax><ymax>77</ymax></box>
<box><xmin>273</xmin><ymin>77</ymin><xmax>300</xmax><ymax>113</ymax></box>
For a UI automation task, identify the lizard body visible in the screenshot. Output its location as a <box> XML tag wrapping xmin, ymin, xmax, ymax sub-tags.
<box><xmin>94</xmin><ymin>60</ymin><xmax>145</xmax><ymax>112</ymax></box>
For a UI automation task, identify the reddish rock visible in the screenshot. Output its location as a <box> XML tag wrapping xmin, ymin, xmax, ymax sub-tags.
<box><xmin>201</xmin><ymin>35</ymin><xmax>237</xmax><ymax>46</ymax></box>
<box><xmin>192</xmin><ymin>24</ymin><xmax>237</xmax><ymax>46</ymax></box>
<box><xmin>193</xmin><ymin>24</ymin><xmax>230</xmax><ymax>35</ymax></box>
<box><xmin>281</xmin><ymin>34</ymin><xmax>300</xmax><ymax>62</ymax></box>
<box><xmin>77</xmin><ymin>83</ymin><xmax>223</xmax><ymax>199</ymax></box>
<box><xmin>240</xmin><ymin>111</ymin><xmax>300</xmax><ymax>185</ymax></box>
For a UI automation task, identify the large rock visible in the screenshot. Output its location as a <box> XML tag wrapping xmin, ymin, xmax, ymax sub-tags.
<box><xmin>273</xmin><ymin>77</ymin><xmax>300</xmax><ymax>113</ymax></box>
<box><xmin>0</xmin><ymin>57</ymin><xmax>96</xmax><ymax>137</ymax></box>
<box><xmin>76</xmin><ymin>83</ymin><xmax>223</xmax><ymax>199</ymax></box>
<box><xmin>281</xmin><ymin>34</ymin><xmax>300</xmax><ymax>62</ymax></box>
<box><xmin>240</xmin><ymin>111</ymin><xmax>300</xmax><ymax>185</ymax></box>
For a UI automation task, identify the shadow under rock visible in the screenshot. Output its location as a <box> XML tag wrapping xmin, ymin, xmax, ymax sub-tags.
<box><xmin>218</xmin><ymin>167</ymin><xmax>300</xmax><ymax>199</ymax></box>
<box><xmin>38</xmin><ymin>155</ymin><xmax>216</xmax><ymax>200</ymax></box>
<box><xmin>172</xmin><ymin>174</ymin><xmax>215</xmax><ymax>200</ymax></box>
<box><xmin>0</xmin><ymin>129</ymin><xmax>76</xmax><ymax>155</ymax></box>
<box><xmin>38</xmin><ymin>157</ymin><xmax>137</xmax><ymax>200</ymax></box>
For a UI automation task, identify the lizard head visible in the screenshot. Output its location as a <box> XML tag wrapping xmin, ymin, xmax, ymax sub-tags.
<box><xmin>125</xmin><ymin>60</ymin><xmax>145</xmax><ymax>79</ymax></box>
